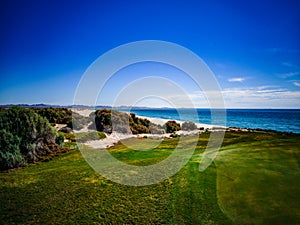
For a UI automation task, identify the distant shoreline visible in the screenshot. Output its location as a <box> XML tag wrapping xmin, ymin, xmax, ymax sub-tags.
<box><xmin>1</xmin><ymin>105</ymin><xmax>299</xmax><ymax>134</ymax></box>
<box><xmin>71</xmin><ymin>108</ymin><xmax>299</xmax><ymax>150</ymax></box>
<box><xmin>1</xmin><ymin>104</ymin><xmax>300</xmax><ymax>110</ymax></box>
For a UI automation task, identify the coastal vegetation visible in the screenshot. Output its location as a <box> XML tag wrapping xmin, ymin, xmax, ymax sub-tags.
<box><xmin>92</xmin><ymin>109</ymin><xmax>165</xmax><ymax>134</ymax></box>
<box><xmin>163</xmin><ymin>120</ymin><xmax>181</xmax><ymax>133</ymax></box>
<box><xmin>0</xmin><ymin>130</ymin><xmax>299</xmax><ymax>224</ymax></box>
<box><xmin>33</xmin><ymin>107</ymin><xmax>89</xmax><ymax>130</ymax></box>
<box><xmin>0</xmin><ymin>107</ymin><xmax>64</xmax><ymax>170</ymax></box>
<box><xmin>0</xmin><ymin>107</ymin><xmax>180</xmax><ymax>170</ymax></box>
<box><xmin>0</xmin><ymin>106</ymin><xmax>299</xmax><ymax>224</ymax></box>
<box><xmin>33</xmin><ymin>107</ymin><xmax>73</xmax><ymax>126</ymax></box>
<box><xmin>182</xmin><ymin>121</ymin><xmax>197</xmax><ymax>131</ymax></box>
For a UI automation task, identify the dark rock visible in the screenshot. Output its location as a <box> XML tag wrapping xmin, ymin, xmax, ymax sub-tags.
<box><xmin>59</xmin><ymin>126</ymin><xmax>73</xmax><ymax>133</ymax></box>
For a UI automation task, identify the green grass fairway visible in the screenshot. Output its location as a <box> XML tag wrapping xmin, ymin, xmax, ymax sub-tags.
<box><xmin>1</xmin><ymin>132</ymin><xmax>299</xmax><ymax>224</ymax></box>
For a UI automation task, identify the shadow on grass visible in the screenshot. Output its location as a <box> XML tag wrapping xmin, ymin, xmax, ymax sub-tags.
<box><xmin>216</xmin><ymin>139</ymin><xmax>300</xmax><ymax>225</ymax></box>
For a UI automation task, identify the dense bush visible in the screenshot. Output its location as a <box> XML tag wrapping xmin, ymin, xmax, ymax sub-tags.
<box><xmin>182</xmin><ymin>121</ymin><xmax>197</xmax><ymax>131</ymax></box>
<box><xmin>0</xmin><ymin>130</ymin><xmax>24</xmax><ymax>170</ymax></box>
<box><xmin>34</xmin><ymin>107</ymin><xmax>72</xmax><ymax>124</ymax></box>
<box><xmin>93</xmin><ymin>109</ymin><xmax>113</xmax><ymax>133</ymax></box>
<box><xmin>164</xmin><ymin>120</ymin><xmax>181</xmax><ymax>133</ymax></box>
<box><xmin>92</xmin><ymin>109</ymin><xmax>156</xmax><ymax>134</ymax></box>
<box><xmin>129</xmin><ymin>113</ymin><xmax>151</xmax><ymax>134</ymax></box>
<box><xmin>55</xmin><ymin>132</ymin><xmax>65</xmax><ymax>146</ymax></box>
<box><xmin>34</xmin><ymin>108</ymin><xmax>89</xmax><ymax>130</ymax></box>
<box><xmin>0</xmin><ymin>107</ymin><xmax>61</xmax><ymax>170</ymax></box>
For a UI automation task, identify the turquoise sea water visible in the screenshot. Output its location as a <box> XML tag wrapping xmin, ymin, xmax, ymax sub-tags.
<box><xmin>119</xmin><ymin>108</ymin><xmax>300</xmax><ymax>133</ymax></box>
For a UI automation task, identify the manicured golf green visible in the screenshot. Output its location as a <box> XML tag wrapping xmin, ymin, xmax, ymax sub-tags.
<box><xmin>1</xmin><ymin>131</ymin><xmax>299</xmax><ymax>224</ymax></box>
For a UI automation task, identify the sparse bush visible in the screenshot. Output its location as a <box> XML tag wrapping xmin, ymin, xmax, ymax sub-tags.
<box><xmin>69</xmin><ymin>112</ymin><xmax>91</xmax><ymax>130</ymax></box>
<box><xmin>75</xmin><ymin>131</ymin><xmax>106</xmax><ymax>142</ymax></box>
<box><xmin>62</xmin><ymin>132</ymin><xmax>76</xmax><ymax>142</ymax></box>
<box><xmin>97</xmin><ymin>131</ymin><xmax>106</xmax><ymax>139</ymax></box>
<box><xmin>182</xmin><ymin>121</ymin><xmax>197</xmax><ymax>131</ymax></box>
<box><xmin>149</xmin><ymin>123</ymin><xmax>165</xmax><ymax>134</ymax></box>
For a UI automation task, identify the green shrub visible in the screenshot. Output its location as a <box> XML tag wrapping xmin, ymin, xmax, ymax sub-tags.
<box><xmin>33</xmin><ymin>107</ymin><xmax>72</xmax><ymax>124</ymax></box>
<box><xmin>63</xmin><ymin>142</ymin><xmax>77</xmax><ymax>149</ymax></box>
<box><xmin>164</xmin><ymin>120</ymin><xmax>181</xmax><ymax>133</ymax></box>
<box><xmin>130</xmin><ymin>124</ymin><xmax>150</xmax><ymax>134</ymax></box>
<box><xmin>170</xmin><ymin>133</ymin><xmax>180</xmax><ymax>138</ymax></box>
<box><xmin>0</xmin><ymin>130</ymin><xmax>24</xmax><ymax>170</ymax></box>
<box><xmin>62</xmin><ymin>132</ymin><xmax>76</xmax><ymax>142</ymax></box>
<box><xmin>93</xmin><ymin>109</ymin><xmax>113</xmax><ymax>133</ymax></box>
<box><xmin>55</xmin><ymin>132</ymin><xmax>65</xmax><ymax>146</ymax></box>
<box><xmin>182</xmin><ymin>121</ymin><xmax>197</xmax><ymax>131</ymax></box>
<box><xmin>92</xmin><ymin>109</ymin><xmax>152</xmax><ymax>134</ymax></box>
<box><xmin>129</xmin><ymin>113</ymin><xmax>151</xmax><ymax>134</ymax></box>
<box><xmin>33</xmin><ymin>108</ymin><xmax>90</xmax><ymax>131</ymax></box>
<box><xmin>0</xmin><ymin>107</ymin><xmax>59</xmax><ymax>169</ymax></box>
<box><xmin>97</xmin><ymin>131</ymin><xmax>106</xmax><ymax>139</ymax></box>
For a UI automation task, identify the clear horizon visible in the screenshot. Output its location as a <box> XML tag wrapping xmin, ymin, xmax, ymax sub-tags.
<box><xmin>1</xmin><ymin>103</ymin><xmax>300</xmax><ymax>110</ymax></box>
<box><xmin>1</xmin><ymin>0</ymin><xmax>299</xmax><ymax>108</ymax></box>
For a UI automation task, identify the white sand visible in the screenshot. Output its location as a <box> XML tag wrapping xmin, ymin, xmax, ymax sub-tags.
<box><xmin>72</xmin><ymin>108</ymin><xmax>94</xmax><ymax>117</ymax></box>
<box><xmin>73</xmin><ymin>122</ymin><xmax>94</xmax><ymax>133</ymax></box>
<box><xmin>71</xmin><ymin>109</ymin><xmax>94</xmax><ymax>133</ymax></box>
<box><xmin>71</xmin><ymin>108</ymin><xmax>216</xmax><ymax>129</ymax></box>
<box><xmin>85</xmin><ymin>132</ymin><xmax>135</xmax><ymax>149</ymax></box>
<box><xmin>138</xmin><ymin>115</ymin><xmax>215</xmax><ymax>130</ymax></box>
<box><xmin>54</xmin><ymin>123</ymin><xmax>67</xmax><ymax>131</ymax></box>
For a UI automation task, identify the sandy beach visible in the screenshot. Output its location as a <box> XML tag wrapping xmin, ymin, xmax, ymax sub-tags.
<box><xmin>71</xmin><ymin>108</ymin><xmax>219</xmax><ymax>149</ymax></box>
<box><xmin>137</xmin><ymin>115</ymin><xmax>215</xmax><ymax>130</ymax></box>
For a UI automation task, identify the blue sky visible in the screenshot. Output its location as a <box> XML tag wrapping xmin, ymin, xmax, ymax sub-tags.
<box><xmin>0</xmin><ymin>0</ymin><xmax>299</xmax><ymax>108</ymax></box>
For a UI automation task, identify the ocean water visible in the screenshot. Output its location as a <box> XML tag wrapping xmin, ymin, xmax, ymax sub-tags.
<box><xmin>120</xmin><ymin>108</ymin><xmax>300</xmax><ymax>133</ymax></box>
